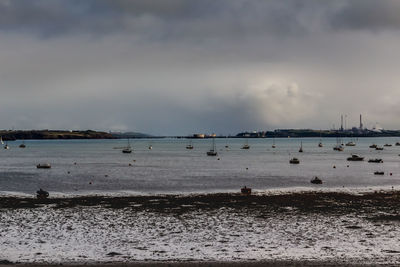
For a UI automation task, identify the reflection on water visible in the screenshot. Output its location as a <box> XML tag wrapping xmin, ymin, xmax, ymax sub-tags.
<box><xmin>0</xmin><ymin>137</ymin><xmax>400</xmax><ymax>194</ymax></box>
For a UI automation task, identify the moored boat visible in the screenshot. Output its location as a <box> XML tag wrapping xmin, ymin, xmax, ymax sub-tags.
<box><xmin>347</xmin><ymin>154</ymin><xmax>364</xmax><ymax>161</ymax></box>
<box><xmin>241</xmin><ymin>186</ymin><xmax>252</xmax><ymax>195</ymax></box>
<box><xmin>368</xmin><ymin>158</ymin><xmax>383</xmax><ymax>163</ymax></box>
<box><xmin>289</xmin><ymin>157</ymin><xmax>300</xmax><ymax>164</ymax></box>
<box><xmin>207</xmin><ymin>138</ymin><xmax>218</xmax><ymax>156</ymax></box>
<box><xmin>37</xmin><ymin>163</ymin><xmax>51</xmax><ymax>169</ymax></box>
<box><xmin>310</xmin><ymin>176</ymin><xmax>323</xmax><ymax>184</ymax></box>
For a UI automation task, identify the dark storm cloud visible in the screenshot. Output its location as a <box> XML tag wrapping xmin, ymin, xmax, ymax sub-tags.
<box><xmin>1</xmin><ymin>0</ymin><xmax>400</xmax><ymax>134</ymax></box>
<box><xmin>330</xmin><ymin>0</ymin><xmax>400</xmax><ymax>31</ymax></box>
<box><xmin>0</xmin><ymin>0</ymin><xmax>399</xmax><ymax>38</ymax></box>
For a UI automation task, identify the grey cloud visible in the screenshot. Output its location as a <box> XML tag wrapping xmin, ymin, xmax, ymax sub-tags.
<box><xmin>330</xmin><ymin>0</ymin><xmax>400</xmax><ymax>31</ymax></box>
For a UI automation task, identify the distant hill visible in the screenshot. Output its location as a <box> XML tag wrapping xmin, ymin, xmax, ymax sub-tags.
<box><xmin>110</xmin><ymin>132</ymin><xmax>156</xmax><ymax>139</ymax></box>
<box><xmin>0</xmin><ymin>130</ymin><xmax>114</xmax><ymax>141</ymax></box>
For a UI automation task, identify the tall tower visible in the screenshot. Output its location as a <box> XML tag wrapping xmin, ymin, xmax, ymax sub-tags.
<box><xmin>359</xmin><ymin>114</ymin><xmax>363</xmax><ymax>130</ymax></box>
<box><xmin>340</xmin><ymin>115</ymin><xmax>344</xmax><ymax>131</ymax></box>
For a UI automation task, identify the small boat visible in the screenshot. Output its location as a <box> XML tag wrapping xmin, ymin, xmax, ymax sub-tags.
<box><xmin>368</xmin><ymin>158</ymin><xmax>383</xmax><ymax>163</ymax></box>
<box><xmin>272</xmin><ymin>138</ymin><xmax>276</xmax><ymax>148</ymax></box>
<box><xmin>375</xmin><ymin>147</ymin><xmax>384</xmax><ymax>151</ymax></box>
<box><xmin>310</xmin><ymin>176</ymin><xmax>322</xmax><ymax>184</ymax></box>
<box><xmin>395</xmin><ymin>142</ymin><xmax>400</xmax><ymax>146</ymax></box>
<box><xmin>333</xmin><ymin>145</ymin><xmax>344</xmax><ymax>151</ymax></box>
<box><xmin>19</xmin><ymin>142</ymin><xmax>26</xmax><ymax>148</ymax></box>
<box><xmin>318</xmin><ymin>131</ymin><xmax>323</xmax><ymax>147</ymax></box>
<box><xmin>4</xmin><ymin>142</ymin><xmax>9</xmax><ymax>149</ymax></box>
<box><xmin>374</xmin><ymin>171</ymin><xmax>384</xmax><ymax>175</ymax></box>
<box><xmin>241</xmin><ymin>186</ymin><xmax>252</xmax><ymax>195</ymax></box>
<box><xmin>299</xmin><ymin>141</ymin><xmax>303</xmax><ymax>153</ymax></box>
<box><xmin>241</xmin><ymin>139</ymin><xmax>250</xmax><ymax>149</ymax></box>
<box><xmin>345</xmin><ymin>141</ymin><xmax>356</xmax><ymax>146</ymax></box>
<box><xmin>369</xmin><ymin>144</ymin><xmax>378</xmax><ymax>148</ymax></box>
<box><xmin>36</xmin><ymin>188</ymin><xmax>49</xmax><ymax>199</ymax></box>
<box><xmin>347</xmin><ymin>154</ymin><xmax>364</xmax><ymax>161</ymax></box>
<box><xmin>186</xmin><ymin>139</ymin><xmax>194</xmax><ymax>149</ymax></box>
<box><xmin>384</xmin><ymin>144</ymin><xmax>392</xmax><ymax>147</ymax></box>
<box><xmin>225</xmin><ymin>145</ymin><xmax>229</xmax><ymax>148</ymax></box>
<box><xmin>207</xmin><ymin>138</ymin><xmax>218</xmax><ymax>156</ymax></box>
<box><xmin>289</xmin><ymin>157</ymin><xmax>300</xmax><ymax>164</ymax></box>
<box><xmin>148</xmin><ymin>145</ymin><xmax>153</xmax><ymax>150</ymax></box>
<box><xmin>122</xmin><ymin>139</ymin><xmax>132</xmax><ymax>153</ymax></box>
<box><xmin>37</xmin><ymin>163</ymin><xmax>51</xmax><ymax>169</ymax></box>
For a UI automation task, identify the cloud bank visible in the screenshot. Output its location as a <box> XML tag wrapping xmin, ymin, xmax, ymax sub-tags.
<box><xmin>0</xmin><ymin>0</ymin><xmax>400</xmax><ymax>135</ymax></box>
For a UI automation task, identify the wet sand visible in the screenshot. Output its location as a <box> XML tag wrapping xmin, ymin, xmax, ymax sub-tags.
<box><xmin>1</xmin><ymin>191</ymin><xmax>400</xmax><ymax>265</ymax></box>
<box><xmin>1</xmin><ymin>190</ymin><xmax>400</xmax><ymax>219</ymax></box>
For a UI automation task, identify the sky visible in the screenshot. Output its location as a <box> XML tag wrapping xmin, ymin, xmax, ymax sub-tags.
<box><xmin>0</xmin><ymin>0</ymin><xmax>400</xmax><ymax>135</ymax></box>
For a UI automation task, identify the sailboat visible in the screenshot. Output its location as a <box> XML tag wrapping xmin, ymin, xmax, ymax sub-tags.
<box><xmin>299</xmin><ymin>141</ymin><xmax>303</xmax><ymax>153</ymax></box>
<box><xmin>186</xmin><ymin>139</ymin><xmax>194</xmax><ymax>149</ymax></box>
<box><xmin>122</xmin><ymin>139</ymin><xmax>132</xmax><ymax>153</ymax></box>
<box><xmin>318</xmin><ymin>131</ymin><xmax>323</xmax><ymax>147</ymax></box>
<box><xmin>241</xmin><ymin>139</ymin><xmax>250</xmax><ymax>149</ymax></box>
<box><xmin>272</xmin><ymin>137</ymin><xmax>276</xmax><ymax>148</ymax></box>
<box><xmin>2</xmin><ymin>137</ymin><xmax>9</xmax><ymax>149</ymax></box>
<box><xmin>206</xmin><ymin>138</ymin><xmax>218</xmax><ymax>156</ymax></box>
<box><xmin>19</xmin><ymin>139</ymin><xmax>26</xmax><ymax>148</ymax></box>
<box><xmin>333</xmin><ymin>137</ymin><xmax>344</xmax><ymax>151</ymax></box>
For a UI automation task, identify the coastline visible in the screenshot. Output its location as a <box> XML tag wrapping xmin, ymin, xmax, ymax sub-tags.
<box><xmin>0</xmin><ymin>260</ymin><xmax>386</xmax><ymax>267</ymax></box>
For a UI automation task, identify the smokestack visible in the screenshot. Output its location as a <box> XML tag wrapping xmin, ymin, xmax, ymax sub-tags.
<box><xmin>360</xmin><ymin>114</ymin><xmax>363</xmax><ymax>130</ymax></box>
<box><xmin>340</xmin><ymin>115</ymin><xmax>344</xmax><ymax>131</ymax></box>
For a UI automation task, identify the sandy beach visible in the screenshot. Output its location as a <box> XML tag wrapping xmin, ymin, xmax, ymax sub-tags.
<box><xmin>1</xmin><ymin>191</ymin><xmax>400</xmax><ymax>266</ymax></box>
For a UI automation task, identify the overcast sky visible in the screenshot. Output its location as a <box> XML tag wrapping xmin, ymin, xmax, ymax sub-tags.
<box><xmin>0</xmin><ymin>0</ymin><xmax>400</xmax><ymax>135</ymax></box>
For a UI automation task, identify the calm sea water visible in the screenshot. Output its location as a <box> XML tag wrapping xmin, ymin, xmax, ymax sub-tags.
<box><xmin>1</xmin><ymin>137</ymin><xmax>400</xmax><ymax>195</ymax></box>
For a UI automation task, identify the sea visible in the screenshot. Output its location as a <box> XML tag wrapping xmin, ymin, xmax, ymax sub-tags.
<box><xmin>1</xmin><ymin>137</ymin><xmax>400</xmax><ymax>196</ymax></box>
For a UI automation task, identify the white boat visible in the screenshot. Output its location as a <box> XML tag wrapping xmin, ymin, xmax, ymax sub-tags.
<box><xmin>207</xmin><ymin>138</ymin><xmax>218</xmax><ymax>156</ymax></box>
<box><xmin>241</xmin><ymin>139</ymin><xmax>250</xmax><ymax>149</ymax></box>
<box><xmin>345</xmin><ymin>141</ymin><xmax>356</xmax><ymax>146</ymax></box>
<box><xmin>186</xmin><ymin>139</ymin><xmax>194</xmax><ymax>149</ymax></box>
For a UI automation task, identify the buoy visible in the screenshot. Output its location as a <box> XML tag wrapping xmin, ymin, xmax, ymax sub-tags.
<box><xmin>390</xmin><ymin>173</ymin><xmax>393</xmax><ymax>176</ymax></box>
<box><xmin>333</xmin><ymin>165</ymin><xmax>336</xmax><ymax>169</ymax></box>
<box><xmin>129</xmin><ymin>163</ymin><xmax>132</xmax><ymax>166</ymax></box>
<box><xmin>74</xmin><ymin>162</ymin><xmax>77</xmax><ymax>165</ymax></box>
<box><xmin>217</xmin><ymin>158</ymin><xmax>220</xmax><ymax>160</ymax></box>
<box><xmin>89</xmin><ymin>181</ymin><xmax>92</xmax><ymax>185</ymax></box>
<box><xmin>246</xmin><ymin>167</ymin><xmax>248</xmax><ymax>170</ymax></box>
<box><xmin>347</xmin><ymin>165</ymin><xmax>349</xmax><ymax>168</ymax></box>
<box><xmin>67</xmin><ymin>171</ymin><xmax>70</xmax><ymax>174</ymax></box>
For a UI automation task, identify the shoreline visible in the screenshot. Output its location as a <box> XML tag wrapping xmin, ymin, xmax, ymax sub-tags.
<box><xmin>1</xmin><ymin>184</ymin><xmax>400</xmax><ymax>198</ymax></box>
<box><xmin>0</xmin><ymin>260</ymin><xmax>386</xmax><ymax>267</ymax></box>
<box><xmin>2</xmin><ymin>190</ymin><xmax>400</xmax><ymax>264</ymax></box>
